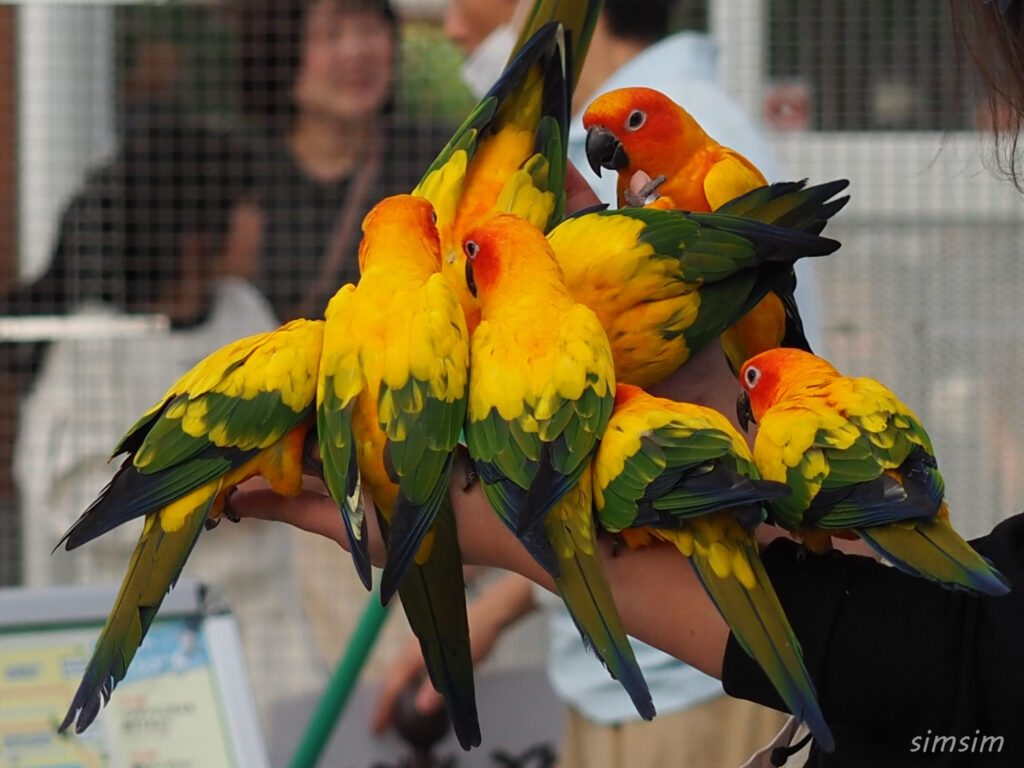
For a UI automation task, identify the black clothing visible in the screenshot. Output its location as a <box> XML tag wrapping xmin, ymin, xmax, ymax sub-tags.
<box><xmin>248</xmin><ymin>116</ymin><xmax>452</xmax><ymax>320</ymax></box>
<box><xmin>722</xmin><ymin>515</ymin><xmax>1024</xmax><ymax>766</ymax></box>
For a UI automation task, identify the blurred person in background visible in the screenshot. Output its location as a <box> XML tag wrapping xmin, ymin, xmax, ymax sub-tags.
<box><xmin>14</xmin><ymin>117</ymin><xmax>323</xmax><ymax>725</ymax></box>
<box><xmin>233</xmin><ymin>0</ymin><xmax>452</xmax><ymax>322</ymax></box>
<box><xmin>372</xmin><ymin>2</ymin><xmax>792</xmax><ymax>766</ymax></box>
<box><xmin>232</xmin><ymin>0</ymin><xmax>457</xmax><ymax>688</ymax></box>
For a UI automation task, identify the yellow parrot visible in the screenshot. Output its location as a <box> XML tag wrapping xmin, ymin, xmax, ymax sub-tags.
<box><xmin>582</xmin><ymin>86</ymin><xmax>849</xmax><ymax>371</ymax></box>
<box><xmin>462</xmin><ymin>212</ymin><xmax>654</xmax><ymax>721</ymax></box>
<box><xmin>316</xmin><ymin>194</ymin><xmax>479</xmax><ymax>748</ymax></box>
<box><xmin>549</xmin><ymin>199</ymin><xmax>843</xmax><ymax>387</ymax></box>
<box><xmin>58</xmin><ymin>318</ymin><xmax>323</xmax><ymax>734</ymax></box>
<box><xmin>593</xmin><ymin>383</ymin><xmax>834</xmax><ymax>752</ymax></box>
<box><xmin>738</xmin><ymin>348</ymin><xmax>1010</xmax><ymax>595</ymax></box>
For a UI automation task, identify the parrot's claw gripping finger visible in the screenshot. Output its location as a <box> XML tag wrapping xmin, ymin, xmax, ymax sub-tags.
<box><xmin>303</xmin><ymin>429</ymin><xmax>324</xmax><ymax>481</ymax></box>
<box><xmin>623</xmin><ymin>189</ymin><xmax>646</xmax><ymax>208</ymax></box>
<box><xmin>204</xmin><ymin>516</ymin><xmax>221</xmax><ymax>531</ymax></box>
<box><xmin>611</xmin><ymin>533</ymin><xmax>624</xmax><ymax>558</ymax></box>
<box><xmin>624</xmin><ymin>173</ymin><xmax>667</xmax><ymax>208</ymax></box>
<box><xmin>223</xmin><ymin>487</ymin><xmax>241</xmax><ymax>523</ymax></box>
<box><xmin>463</xmin><ymin>467</ymin><xmax>479</xmax><ymax>492</ymax></box>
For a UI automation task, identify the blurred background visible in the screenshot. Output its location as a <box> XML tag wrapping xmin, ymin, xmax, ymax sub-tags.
<box><xmin>0</xmin><ymin>0</ymin><xmax>1020</xmax><ymax>764</ymax></box>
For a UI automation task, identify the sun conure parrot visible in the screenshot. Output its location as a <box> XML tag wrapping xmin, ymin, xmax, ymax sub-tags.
<box><xmin>461</xmin><ymin>212</ymin><xmax>654</xmax><ymax>721</ymax></box>
<box><xmin>581</xmin><ymin>86</ymin><xmax>847</xmax><ymax>372</ymax></box>
<box><xmin>592</xmin><ymin>383</ymin><xmax>835</xmax><ymax>752</ymax></box>
<box><xmin>57</xmin><ymin>317</ymin><xmax>324</xmax><ymax>735</ymax></box>
<box><xmin>737</xmin><ymin>348</ymin><xmax>1010</xmax><ymax>596</ymax></box>
<box><xmin>412</xmin><ymin>22</ymin><xmax>571</xmax><ymax>332</ymax></box>
<box><xmin>317</xmin><ymin>194</ymin><xmax>479</xmax><ymax>749</ymax></box>
<box><xmin>547</xmin><ymin>195</ymin><xmax>844</xmax><ymax>388</ymax></box>
<box><xmin>464</xmin><ymin>211</ymin><xmax>655</xmax><ymax>720</ymax></box>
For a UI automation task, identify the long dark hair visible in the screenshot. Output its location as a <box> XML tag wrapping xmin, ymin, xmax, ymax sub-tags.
<box><xmin>951</xmin><ymin>0</ymin><xmax>1024</xmax><ymax>187</ymax></box>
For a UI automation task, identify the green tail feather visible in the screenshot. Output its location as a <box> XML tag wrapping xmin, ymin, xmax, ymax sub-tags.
<box><xmin>858</xmin><ymin>518</ymin><xmax>1010</xmax><ymax>596</ymax></box>
<box><xmin>545</xmin><ymin>510</ymin><xmax>655</xmax><ymax>720</ymax></box>
<box><xmin>59</xmin><ymin>492</ymin><xmax>212</xmax><ymax>734</ymax></box>
<box><xmin>384</xmin><ymin>499</ymin><xmax>481</xmax><ymax>750</ymax></box>
<box><xmin>689</xmin><ymin>534</ymin><xmax>834</xmax><ymax>752</ymax></box>
<box><xmin>512</xmin><ymin>0</ymin><xmax>603</xmax><ymax>88</ymax></box>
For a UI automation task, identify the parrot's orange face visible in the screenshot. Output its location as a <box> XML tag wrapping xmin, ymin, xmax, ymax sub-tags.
<box><xmin>358</xmin><ymin>194</ymin><xmax>441</xmax><ymax>272</ymax></box>
<box><xmin>737</xmin><ymin>348</ymin><xmax>839</xmax><ymax>429</ymax></box>
<box><xmin>461</xmin><ymin>213</ymin><xmax>550</xmax><ymax>300</ymax></box>
<box><xmin>613</xmin><ymin>382</ymin><xmax>644</xmax><ymax>409</ymax></box>
<box><xmin>582</xmin><ymin>87</ymin><xmax>683</xmax><ymax>180</ymax></box>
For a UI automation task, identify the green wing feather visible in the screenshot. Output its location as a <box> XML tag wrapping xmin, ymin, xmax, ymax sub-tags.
<box><xmin>318</xmin><ymin>285</ymin><xmax>373</xmax><ymax>588</ymax></box>
<box><xmin>378</xmin><ymin>277</ymin><xmax>469</xmax><ymax>603</ymax></box>
<box><xmin>62</xmin><ymin>320</ymin><xmax>322</xmax><ymax>550</ymax></box>
<box><xmin>545</xmin><ymin>470</ymin><xmax>654</xmax><ymax>721</ymax></box>
<box><xmin>382</xmin><ymin>498</ymin><xmax>480</xmax><ymax>750</ymax></box>
<box><xmin>511</xmin><ymin>0</ymin><xmax>602</xmax><ymax>88</ymax></box>
<box><xmin>685</xmin><ymin>521</ymin><xmax>833</xmax><ymax>751</ymax></box>
<box><xmin>59</xmin><ymin>485</ymin><xmax>215</xmax><ymax>734</ymax></box>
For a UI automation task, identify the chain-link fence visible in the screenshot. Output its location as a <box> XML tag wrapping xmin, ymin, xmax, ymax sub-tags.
<box><xmin>0</xmin><ymin>0</ymin><xmax>1019</xmax><ymax>764</ymax></box>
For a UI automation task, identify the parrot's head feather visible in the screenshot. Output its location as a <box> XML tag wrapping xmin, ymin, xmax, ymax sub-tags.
<box><xmin>462</xmin><ymin>213</ymin><xmax>564</xmax><ymax>302</ymax></box>
<box><xmin>358</xmin><ymin>194</ymin><xmax>441</xmax><ymax>274</ymax></box>
<box><xmin>739</xmin><ymin>348</ymin><xmax>840</xmax><ymax>419</ymax></box>
<box><xmin>582</xmin><ymin>87</ymin><xmax>702</xmax><ymax>179</ymax></box>
<box><xmin>613</xmin><ymin>382</ymin><xmax>647</xmax><ymax>410</ymax></box>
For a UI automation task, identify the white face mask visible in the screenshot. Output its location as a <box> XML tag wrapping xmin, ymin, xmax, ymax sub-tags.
<box><xmin>459</xmin><ymin>23</ymin><xmax>518</xmax><ymax>99</ymax></box>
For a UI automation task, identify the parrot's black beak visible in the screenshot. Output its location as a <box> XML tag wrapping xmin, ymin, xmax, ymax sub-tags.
<box><xmin>465</xmin><ymin>260</ymin><xmax>477</xmax><ymax>298</ymax></box>
<box><xmin>585</xmin><ymin>125</ymin><xmax>629</xmax><ymax>177</ymax></box>
<box><xmin>737</xmin><ymin>389</ymin><xmax>755</xmax><ymax>432</ymax></box>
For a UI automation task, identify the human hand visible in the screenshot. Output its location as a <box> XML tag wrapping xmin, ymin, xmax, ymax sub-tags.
<box><xmin>565</xmin><ymin>162</ymin><xmax>601</xmax><ymax>215</ymax></box>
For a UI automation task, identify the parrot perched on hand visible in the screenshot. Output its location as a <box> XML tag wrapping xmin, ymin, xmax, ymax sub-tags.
<box><xmin>592</xmin><ymin>383</ymin><xmax>834</xmax><ymax>752</ymax></box>
<box><xmin>57</xmin><ymin>317</ymin><xmax>324</xmax><ymax>735</ymax></box>
<box><xmin>413</xmin><ymin>21</ymin><xmax>572</xmax><ymax>332</ymax></box>
<box><xmin>737</xmin><ymin>348</ymin><xmax>1010</xmax><ymax>596</ymax></box>
<box><xmin>461</xmin><ymin>212</ymin><xmax>654</xmax><ymax>721</ymax></box>
<box><xmin>548</xmin><ymin>197</ymin><xmax>844</xmax><ymax>388</ymax></box>
<box><xmin>316</xmin><ymin>194</ymin><xmax>479</xmax><ymax>749</ymax></box>
<box><xmin>581</xmin><ymin>86</ymin><xmax>849</xmax><ymax>372</ymax></box>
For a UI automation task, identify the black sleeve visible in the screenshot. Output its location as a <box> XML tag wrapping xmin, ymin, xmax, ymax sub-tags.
<box><xmin>721</xmin><ymin>519</ymin><xmax>1024</xmax><ymax>748</ymax></box>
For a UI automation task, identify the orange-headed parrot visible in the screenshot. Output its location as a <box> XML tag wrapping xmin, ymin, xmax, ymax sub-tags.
<box><xmin>737</xmin><ymin>348</ymin><xmax>1010</xmax><ymax>595</ymax></box>
<box><xmin>593</xmin><ymin>383</ymin><xmax>834</xmax><ymax>752</ymax></box>
<box><xmin>462</xmin><ymin>212</ymin><xmax>655</xmax><ymax>721</ymax></box>
<box><xmin>57</xmin><ymin>317</ymin><xmax>324</xmax><ymax>734</ymax></box>
<box><xmin>317</xmin><ymin>194</ymin><xmax>480</xmax><ymax>748</ymax></box>
<box><xmin>582</xmin><ymin>86</ymin><xmax>849</xmax><ymax>372</ymax></box>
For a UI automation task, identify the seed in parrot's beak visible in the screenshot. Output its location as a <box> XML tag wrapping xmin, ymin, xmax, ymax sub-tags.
<box><xmin>737</xmin><ymin>389</ymin><xmax>755</xmax><ymax>432</ymax></box>
<box><xmin>465</xmin><ymin>260</ymin><xmax>477</xmax><ymax>298</ymax></box>
<box><xmin>585</xmin><ymin>125</ymin><xmax>629</xmax><ymax>177</ymax></box>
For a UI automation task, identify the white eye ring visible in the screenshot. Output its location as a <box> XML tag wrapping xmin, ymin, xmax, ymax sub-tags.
<box><xmin>626</xmin><ymin>109</ymin><xmax>646</xmax><ymax>131</ymax></box>
<box><xmin>465</xmin><ymin>240</ymin><xmax>479</xmax><ymax>259</ymax></box>
<box><xmin>744</xmin><ymin>366</ymin><xmax>761</xmax><ymax>388</ymax></box>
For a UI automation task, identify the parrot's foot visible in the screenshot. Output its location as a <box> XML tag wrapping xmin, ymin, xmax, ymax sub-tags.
<box><xmin>624</xmin><ymin>173</ymin><xmax>666</xmax><ymax>207</ymax></box>
<box><xmin>463</xmin><ymin>467</ymin><xmax>478</xmax><ymax>492</ymax></box>
<box><xmin>204</xmin><ymin>516</ymin><xmax>221</xmax><ymax>531</ymax></box>
<box><xmin>223</xmin><ymin>487</ymin><xmax>241</xmax><ymax>523</ymax></box>
<box><xmin>610</xmin><ymin>533</ymin><xmax>624</xmax><ymax>557</ymax></box>
<box><xmin>303</xmin><ymin>429</ymin><xmax>324</xmax><ymax>481</ymax></box>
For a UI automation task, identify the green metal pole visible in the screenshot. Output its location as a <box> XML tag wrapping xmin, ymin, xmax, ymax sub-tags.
<box><xmin>289</xmin><ymin>582</ymin><xmax>392</xmax><ymax>768</ymax></box>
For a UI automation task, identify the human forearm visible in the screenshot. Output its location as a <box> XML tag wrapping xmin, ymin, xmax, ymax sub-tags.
<box><xmin>232</xmin><ymin>451</ymin><xmax>732</xmax><ymax>679</ymax></box>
